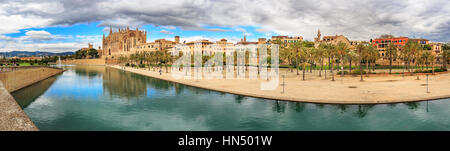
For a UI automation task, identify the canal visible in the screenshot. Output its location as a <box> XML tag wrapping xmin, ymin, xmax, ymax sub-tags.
<box><xmin>12</xmin><ymin>65</ymin><xmax>450</xmax><ymax>130</ymax></box>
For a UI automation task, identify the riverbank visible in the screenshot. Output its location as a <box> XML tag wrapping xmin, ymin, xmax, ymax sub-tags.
<box><xmin>109</xmin><ymin>65</ymin><xmax>450</xmax><ymax>104</ymax></box>
<box><xmin>0</xmin><ymin>66</ymin><xmax>64</xmax><ymax>131</ymax></box>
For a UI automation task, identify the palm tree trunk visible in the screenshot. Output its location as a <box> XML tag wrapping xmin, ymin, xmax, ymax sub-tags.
<box><xmin>328</xmin><ymin>57</ymin><xmax>331</xmax><ymax>72</ymax></box>
<box><xmin>366</xmin><ymin>61</ymin><xmax>369</xmax><ymax>76</ymax></box>
<box><xmin>432</xmin><ymin>62</ymin><xmax>435</xmax><ymax>75</ymax></box>
<box><xmin>331</xmin><ymin>61</ymin><xmax>335</xmax><ymax>81</ymax></box>
<box><xmin>165</xmin><ymin>63</ymin><xmax>168</xmax><ymax>73</ymax></box>
<box><xmin>302</xmin><ymin>63</ymin><xmax>306</xmax><ymax>80</ymax></box>
<box><xmin>296</xmin><ymin>57</ymin><xmax>299</xmax><ymax>75</ymax></box>
<box><xmin>349</xmin><ymin>59</ymin><xmax>352</xmax><ymax>73</ymax></box>
<box><xmin>389</xmin><ymin>57</ymin><xmax>393</xmax><ymax>74</ymax></box>
<box><xmin>319</xmin><ymin>59</ymin><xmax>323</xmax><ymax>77</ymax></box>
<box><xmin>360</xmin><ymin>57</ymin><xmax>363</xmax><ymax>81</ymax></box>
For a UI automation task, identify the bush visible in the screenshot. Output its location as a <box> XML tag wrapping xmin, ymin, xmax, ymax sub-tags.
<box><xmin>351</xmin><ymin>69</ymin><xmax>366</xmax><ymax>75</ymax></box>
<box><xmin>125</xmin><ymin>63</ymin><xmax>130</xmax><ymax>66</ymax></box>
<box><xmin>337</xmin><ymin>69</ymin><xmax>366</xmax><ymax>75</ymax></box>
<box><xmin>414</xmin><ymin>70</ymin><xmax>432</xmax><ymax>73</ymax></box>
<box><xmin>131</xmin><ymin>64</ymin><xmax>136</xmax><ymax>67</ymax></box>
<box><xmin>139</xmin><ymin>64</ymin><xmax>145</xmax><ymax>68</ymax></box>
<box><xmin>434</xmin><ymin>68</ymin><xmax>448</xmax><ymax>72</ymax></box>
<box><xmin>337</xmin><ymin>71</ymin><xmax>349</xmax><ymax>75</ymax></box>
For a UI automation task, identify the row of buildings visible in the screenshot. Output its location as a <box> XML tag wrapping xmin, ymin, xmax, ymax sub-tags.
<box><xmin>98</xmin><ymin>27</ymin><xmax>444</xmax><ymax>61</ymax></box>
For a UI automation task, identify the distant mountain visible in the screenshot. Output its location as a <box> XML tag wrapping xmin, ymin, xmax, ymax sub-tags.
<box><xmin>0</xmin><ymin>51</ymin><xmax>74</xmax><ymax>57</ymax></box>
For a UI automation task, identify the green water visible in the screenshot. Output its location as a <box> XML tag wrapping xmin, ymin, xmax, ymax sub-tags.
<box><xmin>12</xmin><ymin>65</ymin><xmax>450</xmax><ymax>130</ymax></box>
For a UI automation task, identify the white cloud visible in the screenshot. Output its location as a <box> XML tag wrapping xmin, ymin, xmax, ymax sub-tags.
<box><xmin>161</xmin><ymin>25</ymin><xmax>176</xmax><ymax>30</ymax></box>
<box><xmin>0</xmin><ymin>40</ymin><xmax>85</xmax><ymax>53</ymax></box>
<box><xmin>24</xmin><ymin>30</ymin><xmax>52</xmax><ymax>40</ymax></box>
<box><xmin>0</xmin><ymin>30</ymin><xmax>86</xmax><ymax>52</ymax></box>
<box><xmin>160</xmin><ymin>30</ymin><xmax>174</xmax><ymax>35</ymax></box>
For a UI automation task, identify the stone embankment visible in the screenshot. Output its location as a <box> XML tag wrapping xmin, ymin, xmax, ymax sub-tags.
<box><xmin>0</xmin><ymin>66</ymin><xmax>64</xmax><ymax>131</ymax></box>
<box><xmin>61</xmin><ymin>59</ymin><xmax>105</xmax><ymax>65</ymax></box>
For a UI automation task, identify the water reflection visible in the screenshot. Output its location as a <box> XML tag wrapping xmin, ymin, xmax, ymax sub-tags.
<box><xmin>103</xmin><ymin>67</ymin><xmax>147</xmax><ymax>99</ymax></box>
<box><xmin>405</xmin><ymin>102</ymin><xmax>419</xmax><ymax>111</ymax></box>
<box><xmin>12</xmin><ymin>76</ymin><xmax>57</xmax><ymax>108</ymax></box>
<box><xmin>11</xmin><ymin>65</ymin><xmax>450</xmax><ymax>130</ymax></box>
<box><xmin>354</xmin><ymin>105</ymin><xmax>374</xmax><ymax>118</ymax></box>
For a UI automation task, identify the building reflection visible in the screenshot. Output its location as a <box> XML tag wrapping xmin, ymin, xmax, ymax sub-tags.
<box><xmin>73</xmin><ymin>65</ymin><xmax>105</xmax><ymax>78</ymax></box>
<box><xmin>102</xmin><ymin>67</ymin><xmax>147</xmax><ymax>100</ymax></box>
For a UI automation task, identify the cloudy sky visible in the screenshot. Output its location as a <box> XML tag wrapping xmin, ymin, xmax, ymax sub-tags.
<box><xmin>0</xmin><ymin>0</ymin><xmax>449</xmax><ymax>52</ymax></box>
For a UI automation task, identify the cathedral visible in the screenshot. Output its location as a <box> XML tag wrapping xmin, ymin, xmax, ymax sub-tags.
<box><xmin>102</xmin><ymin>27</ymin><xmax>147</xmax><ymax>58</ymax></box>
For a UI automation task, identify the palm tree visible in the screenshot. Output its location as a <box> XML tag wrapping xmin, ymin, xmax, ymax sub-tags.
<box><xmin>356</xmin><ymin>44</ymin><xmax>366</xmax><ymax>81</ymax></box>
<box><xmin>317</xmin><ymin>43</ymin><xmax>327</xmax><ymax>77</ymax></box>
<box><xmin>430</xmin><ymin>52</ymin><xmax>436</xmax><ymax>74</ymax></box>
<box><xmin>347</xmin><ymin>50</ymin><xmax>357</xmax><ymax>73</ymax></box>
<box><xmin>290</xmin><ymin>41</ymin><xmax>303</xmax><ymax>75</ymax></box>
<box><xmin>336</xmin><ymin>42</ymin><xmax>349</xmax><ymax>73</ymax></box>
<box><xmin>442</xmin><ymin>44</ymin><xmax>450</xmax><ymax>69</ymax></box>
<box><xmin>404</xmin><ymin>41</ymin><xmax>421</xmax><ymax>72</ymax></box>
<box><xmin>161</xmin><ymin>48</ymin><xmax>172</xmax><ymax>73</ymax></box>
<box><xmin>300</xmin><ymin>47</ymin><xmax>311</xmax><ymax>80</ymax></box>
<box><xmin>366</xmin><ymin>45</ymin><xmax>378</xmax><ymax>75</ymax></box>
<box><xmin>329</xmin><ymin>44</ymin><xmax>337</xmax><ymax>81</ymax></box>
<box><xmin>385</xmin><ymin>42</ymin><xmax>398</xmax><ymax>74</ymax></box>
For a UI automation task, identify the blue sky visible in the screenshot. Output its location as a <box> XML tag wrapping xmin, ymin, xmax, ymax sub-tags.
<box><xmin>0</xmin><ymin>0</ymin><xmax>448</xmax><ymax>53</ymax></box>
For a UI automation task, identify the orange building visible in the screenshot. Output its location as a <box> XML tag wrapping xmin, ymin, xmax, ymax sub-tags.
<box><xmin>371</xmin><ymin>37</ymin><xmax>409</xmax><ymax>57</ymax></box>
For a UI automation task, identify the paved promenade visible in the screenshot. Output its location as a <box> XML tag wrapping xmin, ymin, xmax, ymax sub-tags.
<box><xmin>0</xmin><ymin>82</ymin><xmax>38</xmax><ymax>131</ymax></box>
<box><xmin>110</xmin><ymin>65</ymin><xmax>450</xmax><ymax>104</ymax></box>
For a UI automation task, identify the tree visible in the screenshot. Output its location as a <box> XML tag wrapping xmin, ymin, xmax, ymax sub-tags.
<box><xmin>347</xmin><ymin>50</ymin><xmax>358</xmax><ymax>73</ymax></box>
<box><xmin>160</xmin><ymin>48</ymin><xmax>172</xmax><ymax>73</ymax></box>
<box><xmin>403</xmin><ymin>41</ymin><xmax>420</xmax><ymax>72</ymax></box>
<box><xmin>366</xmin><ymin>45</ymin><xmax>378</xmax><ymax>75</ymax></box>
<box><xmin>423</xmin><ymin>44</ymin><xmax>432</xmax><ymax>50</ymax></box>
<box><xmin>290</xmin><ymin>41</ymin><xmax>303</xmax><ymax>75</ymax></box>
<box><xmin>327</xmin><ymin>44</ymin><xmax>337</xmax><ymax>81</ymax></box>
<box><xmin>300</xmin><ymin>47</ymin><xmax>308</xmax><ymax>80</ymax></box>
<box><xmin>385</xmin><ymin>43</ymin><xmax>398</xmax><ymax>74</ymax></box>
<box><xmin>430</xmin><ymin>52</ymin><xmax>436</xmax><ymax>75</ymax></box>
<box><xmin>88</xmin><ymin>48</ymin><xmax>99</xmax><ymax>58</ymax></box>
<box><xmin>317</xmin><ymin>43</ymin><xmax>327</xmax><ymax>77</ymax></box>
<box><xmin>336</xmin><ymin>42</ymin><xmax>349</xmax><ymax>73</ymax></box>
<box><xmin>356</xmin><ymin>44</ymin><xmax>366</xmax><ymax>81</ymax></box>
<box><xmin>442</xmin><ymin>44</ymin><xmax>450</xmax><ymax>69</ymax></box>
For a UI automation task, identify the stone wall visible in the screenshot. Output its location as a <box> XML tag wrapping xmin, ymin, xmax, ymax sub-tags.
<box><xmin>0</xmin><ymin>67</ymin><xmax>64</xmax><ymax>92</ymax></box>
<box><xmin>0</xmin><ymin>66</ymin><xmax>63</xmax><ymax>131</ymax></box>
<box><xmin>61</xmin><ymin>59</ymin><xmax>105</xmax><ymax>65</ymax></box>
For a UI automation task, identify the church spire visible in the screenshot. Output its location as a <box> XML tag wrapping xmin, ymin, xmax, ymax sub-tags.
<box><xmin>317</xmin><ymin>29</ymin><xmax>321</xmax><ymax>39</ymax></box>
